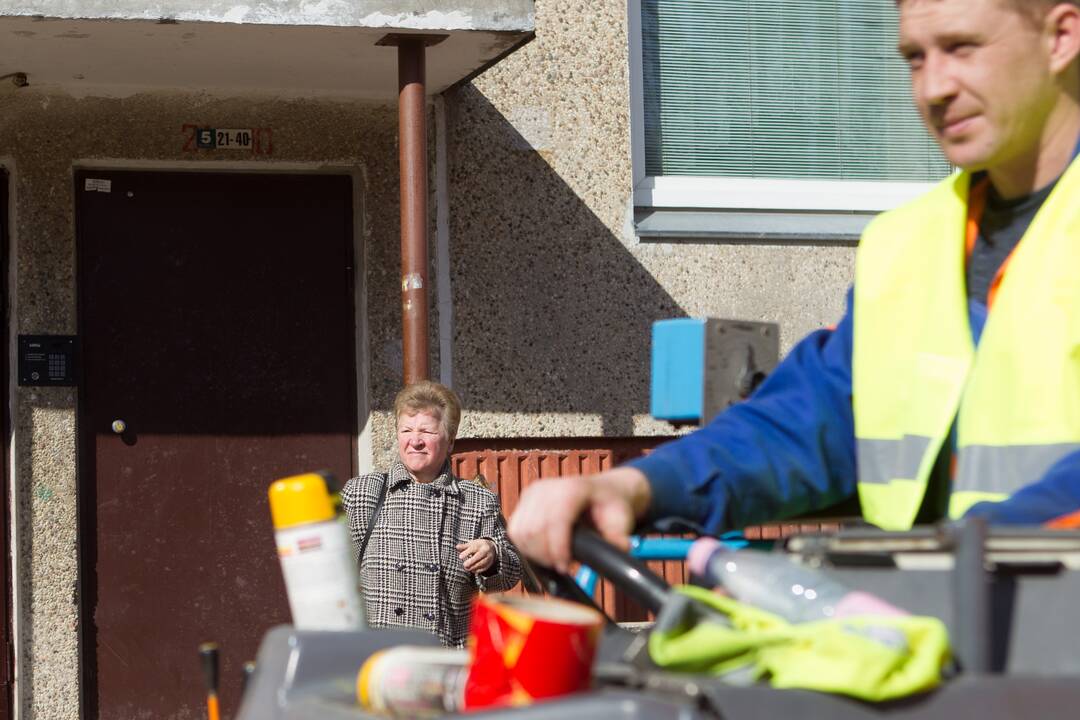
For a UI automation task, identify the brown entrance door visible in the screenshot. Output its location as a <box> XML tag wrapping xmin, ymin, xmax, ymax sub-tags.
<box><xmin>76</xmin><ymin>170</ymin><xmax>357</xmax><ymax>720</ymax></box>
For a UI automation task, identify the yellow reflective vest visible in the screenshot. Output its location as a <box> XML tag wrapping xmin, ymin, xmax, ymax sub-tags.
<box><xmin>852</xmin><ymin>158</ymin><xmax>1080</xmax><ymax>530</ymax></box>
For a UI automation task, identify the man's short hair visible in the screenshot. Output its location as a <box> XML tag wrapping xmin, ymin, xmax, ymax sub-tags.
<box><xmin>896</xmin><ymin>0</ymin><xmax>1079</xmax><ymax>24</ymax></box>
<box><xmin>394</xmin><ymin>381</ymin><xmax>462</xmax><ymax>442</ymax></box>
<box><xmin>999</xmin><ymin>0</ymin><xmax>1080</xmax><ymax>21</ymax></box>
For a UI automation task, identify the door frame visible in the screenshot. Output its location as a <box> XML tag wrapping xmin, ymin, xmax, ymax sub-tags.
<box><xmin>0</xmin><ymin>161</ymin><xmax>15</xmax><ymax>720</ymax></box>
<box><xmin>71</xmin><ymin>161</ymin><xmax>372</xmax><ymax>718</ymax></box>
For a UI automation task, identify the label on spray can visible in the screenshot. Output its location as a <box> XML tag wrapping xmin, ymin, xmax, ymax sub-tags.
<box><xmin>275</xmin><ymin>517</ymin><xmax>364</xmax><ymax>630</ymax></box>
<box><xmin>357</xmin><ymin>646</ymin><xmax>468</xmax><ymax>718</ymax></box>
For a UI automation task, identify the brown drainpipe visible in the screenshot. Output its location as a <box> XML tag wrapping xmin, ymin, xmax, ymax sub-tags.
<box><xmin>398</xmin><ymin>38</ymin><xmax>429</xmax><ymax>385</ymax></box>
<box><xmin>378</xmin><ymin>33</ymin><xmax>448</xmax><ymax>385</ymax></box>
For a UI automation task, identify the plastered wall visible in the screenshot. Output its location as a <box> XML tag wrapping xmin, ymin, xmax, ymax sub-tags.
<box><xmin>448</xmin><ymin>0</ymin><xmax>855</xmax><ymax>441</ymax></box>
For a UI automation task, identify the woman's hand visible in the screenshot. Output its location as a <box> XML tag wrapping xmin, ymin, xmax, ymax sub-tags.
<box><xmin>457</xmin><ymin>538</ymin><xmax>497</xmax><ymax>574</ymax></box>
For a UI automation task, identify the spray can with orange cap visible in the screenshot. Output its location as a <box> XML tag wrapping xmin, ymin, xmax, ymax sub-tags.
<box><xmin>357</xmin><ymin>646</ymin><xmax>469</xmax><ymax>718</ymax></box>
<box><xmin>268</xmin><ymin>472</ymin><xmax>365</xmax><ymax>630</ymax></box>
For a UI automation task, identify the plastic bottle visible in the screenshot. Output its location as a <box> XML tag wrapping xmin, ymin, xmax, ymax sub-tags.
<box><xmin>357</xmin><ymin>646</ymin><xmax>469</xmax><ymax>718</ymax></box>
<box><xmin>268</xmin><ymin>472</ymin><xmax>365</xmax><ymax>630</ymax></box>
<box><xmin>687</xmin><ymin>538</ymin><xmax>909</xmax><ymax>649</ymax></box>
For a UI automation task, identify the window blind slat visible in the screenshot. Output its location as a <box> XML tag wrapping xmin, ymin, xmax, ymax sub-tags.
<box><xmin>641</xmin><ymin>0</ymin><xmax>951</xmax><ymax>182</ymax></box>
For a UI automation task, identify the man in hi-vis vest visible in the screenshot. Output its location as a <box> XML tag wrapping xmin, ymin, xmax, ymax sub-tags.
<box><xmin>510</xmin><ymin>0</ymin><xmax>1080</xmax><ymax>572</ymax></box>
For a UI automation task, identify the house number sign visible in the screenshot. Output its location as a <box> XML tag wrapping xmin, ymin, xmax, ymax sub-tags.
<box><xmin>182</xmin><ymin>124</ymin><xmax>273</xmax><ymax>155</ymax></box>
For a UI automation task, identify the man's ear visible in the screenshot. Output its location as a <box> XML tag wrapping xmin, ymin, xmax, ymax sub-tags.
<box><xmin>1047</xmin><ymin>2</ymin><xmax>1080</xmax><ymax>76</ymax></box>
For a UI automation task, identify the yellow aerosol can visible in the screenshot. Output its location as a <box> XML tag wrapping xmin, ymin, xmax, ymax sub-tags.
<box><xmin>268</xmin><ymin>473</ymin><xmax>365</xmax><ymax>630</ymax></box>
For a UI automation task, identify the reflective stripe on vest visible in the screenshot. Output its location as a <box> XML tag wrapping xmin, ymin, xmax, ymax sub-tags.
<box><xmin>954</xmin><ymin>443</ymin><xmax>1080</xmax><ymax>495</ymax></box>
<box><xmin>856</xmin><ymin>436</ymin><xmax>932</xmax><ymax>485</ymax></box>
<box><xmin>853</xmin><ymin>156</ymin><xmax>1080</xmax><ymax>530</ymax></box>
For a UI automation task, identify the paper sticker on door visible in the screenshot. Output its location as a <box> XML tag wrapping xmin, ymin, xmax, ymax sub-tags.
<box><xmin>85</xmin><ymin>178</ymin><xmax>112</xmax><ymax>193</ymax></box>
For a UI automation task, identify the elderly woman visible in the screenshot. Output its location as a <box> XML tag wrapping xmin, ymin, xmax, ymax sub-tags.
<box><xmin>342</xmin><ymin>381</ymin><xmax>522</xmax><ymax>648</ymax></box>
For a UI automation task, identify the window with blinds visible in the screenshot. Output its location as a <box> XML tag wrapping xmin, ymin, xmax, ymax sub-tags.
<box><xmin>641</xmin><ymin>0</ymin><xmax>950</xmax><ymax>182</ymax></box>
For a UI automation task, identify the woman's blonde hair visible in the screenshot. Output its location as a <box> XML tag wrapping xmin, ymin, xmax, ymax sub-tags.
<box><xmin>393</xmin><ymin>381</ymin><xmax>462</xmax><ymax>442</ymax></box>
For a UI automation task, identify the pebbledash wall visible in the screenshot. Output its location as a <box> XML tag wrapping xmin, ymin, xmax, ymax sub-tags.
<box><xmin>1</xmin><ymin>0</ymin><xmax>853</xmax><ymax>718</ymax></box>
<box><xmin>445</xmin><ymin>0</ymin><xmax>853</xmax><ymax>445</ymax></box>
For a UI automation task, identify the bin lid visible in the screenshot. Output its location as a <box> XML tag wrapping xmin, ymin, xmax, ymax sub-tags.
<box><xmin>785</xmin><ymin>526</ymin><xmax>1080</xmax><ymax>570</ymax></box>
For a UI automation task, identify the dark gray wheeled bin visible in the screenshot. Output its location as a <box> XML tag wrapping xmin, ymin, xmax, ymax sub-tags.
<box><xmin>237</xmin><ymin>521</ymin><xmax>1080</xmax><ymax>720</ymax></box>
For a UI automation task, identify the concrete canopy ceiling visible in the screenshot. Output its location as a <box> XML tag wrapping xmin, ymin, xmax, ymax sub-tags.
<box><xmin>0</xmin><ymin>0</ymin><xmax>534</xmax><ymax>99</ymax></box>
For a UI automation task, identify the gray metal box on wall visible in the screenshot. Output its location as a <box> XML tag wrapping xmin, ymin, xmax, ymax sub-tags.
<box><xmin>651</xmin><ymin>318</ymin><xmax>779</xmax><ymax>425</ymax></box>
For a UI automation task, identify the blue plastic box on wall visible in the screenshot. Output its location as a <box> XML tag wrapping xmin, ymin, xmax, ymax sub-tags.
<box><xmin>650</xmin><ymin>318</ymin><xmax>780</xmax><ymax>425</ymax></box>
<box><xmin>650</xmin><ymin>319</ymin><xmax>709</xmax><ymax>422</ymax></box>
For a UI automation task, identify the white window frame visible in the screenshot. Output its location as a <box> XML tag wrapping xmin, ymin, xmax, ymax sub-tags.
<box><xmin>627</xmin><ymin>0</ymin><xmax>937</xmax><ymax>216</ymax></box>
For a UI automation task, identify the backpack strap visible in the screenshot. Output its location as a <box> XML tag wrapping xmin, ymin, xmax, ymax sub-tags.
<box><xmin>356</xmin><ymin>474</ymin><xmax>389</xmax><ymax>566</ymax></box>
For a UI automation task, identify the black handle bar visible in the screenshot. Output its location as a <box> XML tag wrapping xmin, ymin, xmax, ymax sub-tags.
<box><xmin>571</xmin><ymin>528</ymin><xmax>672</xmax><ymax>614</ymax></box>
<box><xmin>529</xmin><ymin>527</ymin><xmax>673</xmax><ymax>617</ymax></box>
